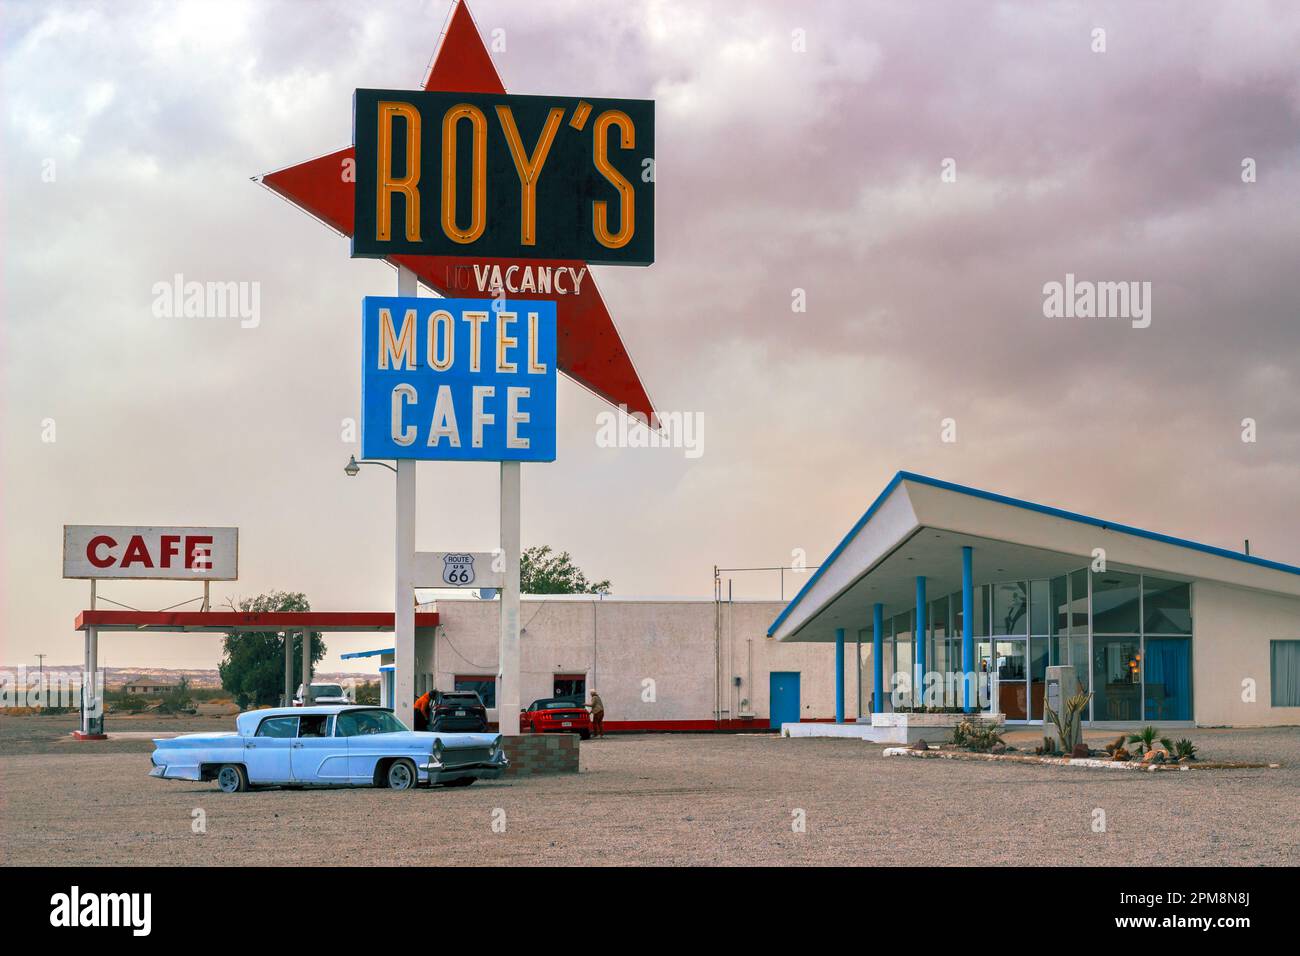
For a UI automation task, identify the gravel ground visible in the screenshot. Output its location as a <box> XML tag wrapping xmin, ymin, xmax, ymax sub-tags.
<box><xmin>2</xmin><ymin>716</ymin><xmax>1296</xmax><ymax>866</ymax></box>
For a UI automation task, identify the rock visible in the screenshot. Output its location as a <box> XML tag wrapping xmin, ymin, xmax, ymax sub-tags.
<box><xmin>1111</xmin><ymin>747</ymin><xmax>1130</xmax><ymax>761</ymax></box>
<box><xmin>990</xmin><ymin>742</ymin><xmax>1007</xmax><ymax>754</ymax></box>
<box><xmin>1072</xmin><ymin>743</ymin><xmax>1090</xmax><ymax>759</ymax></box>
<box><xmin>1141</xmin><ymin>748</ymin><xmax>1168</xmax><ymax>764</ymax></box>
<box><xmin>910</xmin><ymin>739</ymin><xmax>930</xmax><ymax>751</ymax></box>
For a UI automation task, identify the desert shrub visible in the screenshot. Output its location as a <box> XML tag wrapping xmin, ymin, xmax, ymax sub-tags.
<box><xmin>1126</xmin><ymin>725</ymin><xmax>1161</xmax><ymax>756</ymax></box>
<box><xmin>1171</xmin><ymin>738</ymin><xmax>1198</xmax><ymax>761</ymax></box>
<box><xmin>951</xmin><ymin>719</ymin><xmax>1004</xmax><ymax>752</ymax></box>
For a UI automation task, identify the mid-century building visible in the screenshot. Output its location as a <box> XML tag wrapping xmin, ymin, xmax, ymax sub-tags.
<box><xmin>345</xmin><ymin>597</ymin><xmax>853</xmax><ymax>731</ymax></box>
<box><xmin>770</xmin><ymin>472</ymin><xmax>1300</xmax><ymax>728</ymax></box>
<box><xmin>341</xmin><ymin>471</ymin><xmax>1300</xmax><ymax>731</ymax></box>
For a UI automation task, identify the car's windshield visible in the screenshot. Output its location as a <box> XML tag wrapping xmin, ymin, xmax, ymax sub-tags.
<box><xmin>335</xmin><ymin>709</ymin><xmax>408</xmax><ymax>737</ymax></box>
<box><xmin>313</xmin><ymin>684</ymin><xmax>345</xmax><ymax>697</ymax></box>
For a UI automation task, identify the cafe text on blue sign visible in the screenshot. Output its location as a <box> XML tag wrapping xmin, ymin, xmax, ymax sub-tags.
<box><xmin>361</xmin><ymin>297</ymin><xmax>557</xmax><ymax>462</ymax></box>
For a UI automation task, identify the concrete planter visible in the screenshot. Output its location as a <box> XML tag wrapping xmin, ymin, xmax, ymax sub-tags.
<box><xmin>869</xmin><ymin>711</ymin><xmax>1004</xmax><ymax>744</ymax></box>
<box><xmin>781</xmin><ymin>712</ymin><xmax>1005</xmax><ymax>744</ymax></box>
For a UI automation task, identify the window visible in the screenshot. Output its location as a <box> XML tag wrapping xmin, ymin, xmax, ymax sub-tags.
<box><xmin>1093</xmin><ymin>636</ymin><xmax>1141</xmax><ymax>720</ymax></box>
<box><xmin>553</xmin><ymin>674</ymin><xmax>586</xmax><ymax>702</ymax></box>
<box><xmin>256</xmin><ymin>716</ymin><xmax>298</xmax><ymax>738</ymax></box>
<box><xmin>336</xmin><ymin>709</ymin><xmax>407</xmax><ymax>736</ymax></box>
<box><xmin>992</xmin><ymin>582</ymin><xmax>1028</xmax><ymax>636</ymax></box>
<box><xmin>1271</xmin><ymin>641</ymin><xmax>1300</xmax><ymax>707</ymax></box>
<box><xmin>454</xmin><ymin>676</ymin><xmax>497</xmax><ymax>708</ymax></box>
<box><xmin>1030</xmin><ymin>579</ymin><xmax>1050</xmax><ymax>636</ymax></box>
<box><xmin>298</xmin><ymin>715</ymin><xmax>331</xmax><ymax>737</ymax></box>
<box><xmin>1092</xmin><ymin>570</ymin><xmax>1140</xmax><ymax>633</ymax></box>
<box><xmin>1142</xmin><ymin>577</ymin><xmax>1191</xmax><ymax>634</ymax></box>
<box><xmin>1144</xmin><ymin>638</ymin><xmax>1191</xmax><ymax>720</ymax></box>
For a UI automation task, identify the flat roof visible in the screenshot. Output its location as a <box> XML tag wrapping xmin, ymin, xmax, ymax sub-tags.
<box><xmin>770</xmin><ymin>471</ymin><xmax>1300</xmax><ymax>642</ymax></box>
<box><xmin>340</xmin><ymin>647</ymin><xmax>395</xmax><ymax>659</ymax></box>
<box><xmin>74</xmin><ymin>611</ymin><xmax>440</xmax><ymax>633</ymax></box>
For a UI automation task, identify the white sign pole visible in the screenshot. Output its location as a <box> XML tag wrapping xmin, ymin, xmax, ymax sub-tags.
<box><xmin>394</xmin><ymin>265</ymin><xmax>418</xmax><ymax>731</ymax></box>
<box><xmin>498</xmin><ymin>461</ymin><xmax>521</xmax><ymax>736</ymax></box>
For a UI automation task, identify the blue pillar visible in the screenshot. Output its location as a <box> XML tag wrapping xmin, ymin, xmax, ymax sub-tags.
<box><xmin>962</xmin><ymin>546</ymin><xmax>975</xmax><ymax>713</ymax></box>
<box><xmin>872</xmin><ymin>603</ymin><xmax>884</xmax><ymax>714</ymax></box>
<box><xmin>834</xmin><ymin>627</ymin><xmax>845</xmax><ymax>724</ymax></box>
<box><xmin>915</xmin><ymin>577</ymin><xmax>927</xmax><ymax>706</ymax></box>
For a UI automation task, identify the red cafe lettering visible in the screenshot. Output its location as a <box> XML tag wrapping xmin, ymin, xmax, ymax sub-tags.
<box><xmin>85</xmin><ymin>532</ymin><xmax>214</xmax><ymax>570</ymax></box>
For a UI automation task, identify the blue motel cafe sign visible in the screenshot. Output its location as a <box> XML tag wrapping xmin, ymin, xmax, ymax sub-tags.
<box><xmin>361</xmin><ymin>296</ymin><xmax>557</xmax><ymax>462</ymax></box>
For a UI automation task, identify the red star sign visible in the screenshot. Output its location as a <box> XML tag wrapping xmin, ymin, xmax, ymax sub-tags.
<box><xmin>259</xmin><ymin>0</ymin><xmax>656</xmax><ymax>422</ymax></box>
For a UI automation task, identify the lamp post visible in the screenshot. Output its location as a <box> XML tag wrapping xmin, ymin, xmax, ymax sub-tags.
<box><xmin>344</xmin><ymin>455</ymin><xmax>397</xmax><ymax>477</ymax></box>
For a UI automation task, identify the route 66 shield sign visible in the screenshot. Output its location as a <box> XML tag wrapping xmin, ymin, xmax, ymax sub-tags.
<box><xmin>411</xmin><ymin>550</ymin><xmax>503</xmax><ymax>589</ymax></box>
<box><xmin>442</xmin><ymin>553</ymin><xmax>476</xmax><ymax>586</ymax></box>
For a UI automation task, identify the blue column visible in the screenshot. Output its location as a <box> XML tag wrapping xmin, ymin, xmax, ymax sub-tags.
<box><xmin>915</xmin><ymin>577</ymin><xmax>927</xmax><ymax>706</ymax></box>
<box><xmin>872</xmin><ymin>603</ymin><xmax>884</xmax><ymax>714</ymax></box>
<box><xmin>962</xmin><ymin>545</ymin><xmax>975</xmax><ymax>713</ymax></box>
<box><xmin>834</xmin><ymin>627</ymin><xmax>845</xmax><ymax>724</ymax></box>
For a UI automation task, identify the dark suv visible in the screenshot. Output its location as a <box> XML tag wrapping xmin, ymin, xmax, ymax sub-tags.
<box><xmin>429</xmin><ymin>690</ymin><xmax>488</xmax><ymax>732</ymax></box>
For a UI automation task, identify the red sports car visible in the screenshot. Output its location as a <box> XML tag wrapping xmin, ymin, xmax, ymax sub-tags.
<box><xmin>520</xmin><ymin>698</ymin><xmax>592</xmax><ymax>739</ymax></box>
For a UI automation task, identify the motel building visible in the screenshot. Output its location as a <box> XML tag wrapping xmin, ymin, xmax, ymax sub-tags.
<box><xmin>340</xmin><ymin>472</ymin><xmax>1300</xmax><ymax>734</ymax></box>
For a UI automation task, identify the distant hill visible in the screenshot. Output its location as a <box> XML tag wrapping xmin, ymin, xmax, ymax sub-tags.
<box><xmin>4</xmin><ymin>666</ymin><xmax>375</xmax><ymax>690</ymax></box>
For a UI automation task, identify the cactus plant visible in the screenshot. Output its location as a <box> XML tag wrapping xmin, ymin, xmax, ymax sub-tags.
<box><xmin>1044</xmin><ymin>685</ymin><xmax>1092</xmax><ymax>754</ymax></box>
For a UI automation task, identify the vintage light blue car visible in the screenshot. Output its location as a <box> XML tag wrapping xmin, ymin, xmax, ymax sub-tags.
<box><xmin>149</xmin><ymin>705</ymin><xmax>508</xmax><ymax>792</ymax></box>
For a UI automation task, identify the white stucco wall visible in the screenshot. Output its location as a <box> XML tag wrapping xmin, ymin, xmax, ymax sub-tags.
<box><xmin>423</xmin><ymin>598</ymin><xmax>867</xmax><ymax>726</ymax></box>
<box><xmin>1193</xmin><ymin>581</ymin><xmax>1300</xmax><ymax>726</ymax></box>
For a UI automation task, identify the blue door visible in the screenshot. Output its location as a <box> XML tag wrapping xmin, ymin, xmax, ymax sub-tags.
<box><xmin>769</xmin><ymin>671</ymin><xmax>801</xmax><ymax>729</ymax></box>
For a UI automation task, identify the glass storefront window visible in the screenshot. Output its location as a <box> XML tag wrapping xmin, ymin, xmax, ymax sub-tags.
<box><xmin>1092</xmin><ymin>570</ymin><xmax>1140</xmax><ymax>633</ymax></box>
<box><xmin>1030</xmin><ymin>579</ymin><xmax>1049</xmax><ymax>636</ymax></box>
<box><xmin>1093</xmin><ymin>636</ymin><xmax>1141</xmax><ymax>720</ymax></box>
<box><xmin>895</xmin><ymin>639</ymin><xmax>912</xmax><ymax>704</ymax></box>
<box><xmin>1143</xmin><ymin>577</ymin><xmax>1192</xmax><ymax>635</ymax></box>
<box><xmin>992</xmin><ymin>582</ymin><xmax>1028</xmax><ymax>636</ymax></box>
<box><xmin>1050</xmin><ymin>575</ymin><xmax>1068</xmax><ymax>636</ymax></box>
<box><xmin>1069</xmin><ymin>635</ymin><xmax>1090</xmax><ymax>695</ymax></box>
<box><xmin>976</xmin><ymin>585</ymin><xmax>989</xmax><ymax>638</ymax></box>
<box><xmin>1144</xmin><ymin>637</ymin><xmax>1191</xmax><ymax>720</ymax></box>
<box><xmin>1068</xmin><ymin>569</ymin><xmax>1088</xmax><ymax>633</ymax></box>
<box><xmin>931</xmin><ymin>596</ymin><xmax>948</xmax><ymax>639</ymax></box>
<box><xmin>1029</xmin><ymin>635</ymin><xmax>1049</xmax><ymax>719</ymax></box>
<box><xmin>995</xmin><ymin>639</ymin><xmax>1027</xmax><ymax>719</ymax></box>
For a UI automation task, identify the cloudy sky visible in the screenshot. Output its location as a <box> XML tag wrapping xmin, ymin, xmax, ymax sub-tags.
<box><xmin>4</xmin><ymin>0</ymin><xmax>1298</xmax><ymax>672</ymax></box>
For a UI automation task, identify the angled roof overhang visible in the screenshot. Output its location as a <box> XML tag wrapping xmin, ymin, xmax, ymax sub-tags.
<box><xmin>770</xmin><ymin>472</ymin><xmax>1300</xmax><ymax>643</ymax></box>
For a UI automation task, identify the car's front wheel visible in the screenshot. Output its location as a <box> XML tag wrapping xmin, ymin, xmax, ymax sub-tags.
<box><xmin>385</xmin><ymin>759</ymin><xmax>418</xmax><ymax>791</ymax></box>
<box><xmin>216</xmin><ymin>764</ymin><xmax>248</xmax><ymax>793</ymax></box>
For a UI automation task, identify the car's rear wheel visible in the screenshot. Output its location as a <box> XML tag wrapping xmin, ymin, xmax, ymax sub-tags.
<box><xmin>216</xmin><ymin>764</ymin><xmax>248</xmax><ymax>793</ymax></box>
<box><xmin>443</xmin><ymin>777</ymin><xmax>476</xmax><ymax>788</ymax></box>
<box><xmin>386</xmin><ymin>759</ymin><xmax>417</xmax><ymax>791</ymax></box>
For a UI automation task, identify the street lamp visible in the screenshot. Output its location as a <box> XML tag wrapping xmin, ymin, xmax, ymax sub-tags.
<box><xmin>344</xmin><ymin>454</ymin><xmax>397</xmax><ymax>476</ymax></box>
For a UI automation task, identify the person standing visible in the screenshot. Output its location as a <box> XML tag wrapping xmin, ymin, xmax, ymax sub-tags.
<box><xmin>413</xmin><ymin>690</ymin><xmax>433</xmax><ymax>731</ymax></box>
<box><xmin>588</xmin><ymin>689</ymin><xmax>605</xmax><ymax>738</ymax></box>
